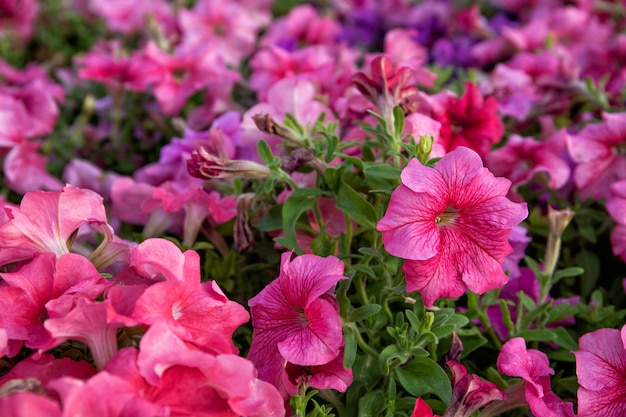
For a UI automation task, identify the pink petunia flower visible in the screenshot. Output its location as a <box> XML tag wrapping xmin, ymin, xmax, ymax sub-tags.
<box><xmin>130</xmin><ymin>239</ymin><xmax>249</xmax><ymax>353</ymax></box>
<box><xmin>247</xmin><ymin>252</ymin><xmax>351</xmax><ymax>398</ymax></box>
<box><xmin>377</xmin><ymin>147</ymin><xmax>528</xmax><ymax>307</ymax></box>
<box><xmin>497</xmin><ymin>337</ymin><xmax>575</xmax><ymax>417</ymax></box>
<box><xmin>0</xmin><ymin>185</ymin><xmax>114</xmax><ymax>267</ymax></box>
<box><xmin>445</xmin><ymin>360</ymin><xmax>506</xmax><ymax>417</ymax></box>
<box><xmin>607</xmin><ymin>180</ymin><xmax>626</xmax><ymax>262</ymax></box>
<box><xmin>567</xmin><ymin>112</ymin><xmax>626</xmax><ymax>200</ymax></box>
<box><xmin>485</xmin><ymin>132</ymin><xmax>571</xmax><ymax>200</ymax></box>
<box><xmin>573</xmin><ymin>325</ymin><xmax>626</xmax><ymax>417</ymax></box>
<box><xmin>0</xmin><ymin>253</ymin><xmax>110</xmax><ymax>352</ymax></box>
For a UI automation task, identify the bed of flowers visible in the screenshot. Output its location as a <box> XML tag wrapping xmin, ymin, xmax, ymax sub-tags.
<box><xmin>1</xmin><ymin>0</ymin><xmax>626</xmax><ymax>416</ymax></box>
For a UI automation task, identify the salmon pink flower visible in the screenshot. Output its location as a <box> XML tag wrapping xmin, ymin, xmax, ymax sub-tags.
<box><xmin>377</xmin><ymin>147</ymin><xmax>528</xmax><ymax>307</ymax></box>
<box><xmin>247</xmin><ymin>252</ymin><xmax>350</xmax><ymax>398</ymax></box>
<box><xmin>573</xmin><ymin>325</ymin><xmax>626</xmax><ymax>417</ymax></box>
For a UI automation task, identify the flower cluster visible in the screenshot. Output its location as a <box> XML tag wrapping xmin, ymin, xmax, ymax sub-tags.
<box><xmin>0</xmin><ymin>0</ymin><xmax>626</xmax><ymax>416</ymax></box>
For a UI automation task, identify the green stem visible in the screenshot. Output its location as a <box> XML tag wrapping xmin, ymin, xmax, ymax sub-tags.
<box><xmin>350</xmin><ymin>324</ymin><xmax>380</xmax><ymax>359</ymax></box>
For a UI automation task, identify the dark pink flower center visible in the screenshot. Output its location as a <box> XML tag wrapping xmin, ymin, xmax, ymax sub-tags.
<box><xmin>436</xmin><ymin>207</ymin><xmax>459</xmax><ymax>227</ymax></box>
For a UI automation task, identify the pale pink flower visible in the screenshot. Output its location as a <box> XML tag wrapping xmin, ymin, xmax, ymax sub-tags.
<box><xmin>574</xmin><ymin>325</ymin><xmax>626</xmax><ymax>417</ymax></box>
<box><xmin>567</xmin><ymin>112</ymin><xmax>626</xmax><ymax>200</ymax></box>
<box><xmin>377</xmin><ymin>147</ymin><xmax>528</xmax><ymax>307</ymax></box>
<box><xmin>247</xmin><ymin>252</ymin><xmax>350</xmax><ymax>398</ymax></box>
<box><xmin>498</xmin><ymin>337</ymin><xmax>575</xmax><ymax>417</ymax></box>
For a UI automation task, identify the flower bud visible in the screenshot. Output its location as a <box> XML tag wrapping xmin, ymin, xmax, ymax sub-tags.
<box><xmin>187</xmin><ymin>147</ymin><xmax>272</xmax><ymax>180</ymax></box>
<box><xmin>252</xmin><ymin>113</ymin><xmax>303</xmax><ymax>146</ymax></box>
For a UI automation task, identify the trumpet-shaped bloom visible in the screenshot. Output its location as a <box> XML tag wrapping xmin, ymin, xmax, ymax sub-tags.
<box><xmin>573</xmin><ymin>325</ymin><xmax>626</xmax><ymax>417</ymax></box>
<box><xmin>0</xmin><ymin>185</ymin><xmax>110</xmax><ymax>266</ymax></box>
<box><xmin>498</xmin><ymin>338</ymin><xmax>575</xmax><ymax>417</ymax></box>
<box><xmin>377</xmin><ymin>147</ymin><xmax>528</xmax><ymax>307</ymax></box>
<box><xmin>130</xmin><ymin>239</ymin><xmax>249</xmax><ymax>353</ymax></box>
<box><xmin>607</xmin><ymin>180</ymin><xmax>626</xmax><ymax>262</ymax></box>
<box><xmin>247</xmin><ymin>252</ymin><xmax>350</xmax><ymax>398</ymax></box>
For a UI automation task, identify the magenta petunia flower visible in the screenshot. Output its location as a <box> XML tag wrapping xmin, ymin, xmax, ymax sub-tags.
<box><xmin>247</xmin><ymin>252</ymin><xmax>350</xmax><ymax>398</ymax></box>
<box><xmin>427</xmin><ymin>83</ymin><xmax>504</xmax><ymax>158</ymax></box>
<box><xmin>377</xmin><ymin>147</ymin><xmax>528</xmax><ymax>307</ymax></box>
<box><xmin>573</xmin><ymin>325</ymin><xmax>626</xmax><ymax>417</ymax></box>
<box><xmin>498</xmin><ymin>338</ymin><xmax>575</xmax><ymax>417</ymax></box>
<box><xmin>446</xmin><ymin>360</ymin><xmax>506</xmax><ymax>417</ymax></box>
<box><xmin>567</xmin><ymin>111</ymin><xmax>626</xmax><ymax>200</ymax></box>
<box><xmin>607</xmin><ymin>180</ymin><xmax>626</xmax><ymax>262</ymax></box>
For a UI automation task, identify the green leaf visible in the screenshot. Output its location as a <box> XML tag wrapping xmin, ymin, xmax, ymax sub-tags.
<box><xmin>337</xmin><ymin>182</ymin><xmax>377</xmax><ymax>229</ymax></box>
<box><xmin>280</xmin><ymin>188</ymin><xmax>325</xmax><ymax>252</ymax></box>
<box><xmin>343</xmin><ymin>326</ymin><xmax>357</xmax><ymax>369</ymax></box>
<box><xmin>517</xmin><ymin>329</ymin><xmax>558</xmax><ymax>343</ymax></box>
<box><xmin>257</xmin><ymin>139</ymin><xmax>275</xmax><ymax>166</ymax></box>
<box><xmin>393</xmin><ymin>106</ymin><xmax>405</xmax><ymax>137</ymax></box>
<box><xmin>576</xmin><ymin>250</ymin><xmax>600</xmax><ymax>298</ymax></box>
<box><xmin>395</xmin><ymin>357</ymin><xmax>452</xmax><ymax>403</ymax></box>
<box><xmin>553</xmin><ymin>266</ymin><xmax>584</xmax><ymax>283</ymax></box>
<box><xmin>358</xmin><ymin>247</ymin><xmax>384</xmax><ymax>260</ymax></box>
<box><xmin>358</xmin><ymin>391</ymin><xmax>386</xmax><ymax>417</ymax></box>
<box><xmin>363</xmin><ymin>163</ymin><xmax>401</xmax><ymax>181</ymax></box>
<box><xmin>550</xmin><ymin>327</ymin><xmax>579</xmax><ymax>350</ymax></box>
<box><xmin>349</xmin><ymin>304</ymin><xmax>383</xmax><ymax>322</ymax></box>
<box><xmin>351</xmin><ymin>264</ymin><xmax>376</xmax><ymax>278</ymax></box>
<box><xmin>458</xmin><ymin>328</ymin><xmax>488</xmax><ymax>358</ymax></box>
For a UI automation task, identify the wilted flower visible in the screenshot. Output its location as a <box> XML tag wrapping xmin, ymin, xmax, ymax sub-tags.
<box><xmin>187</xmin><ymin>147</ymin><xmax>272</xmax><ymax>180</ymax></box>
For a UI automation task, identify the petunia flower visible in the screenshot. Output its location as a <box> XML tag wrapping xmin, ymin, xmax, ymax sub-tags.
<box><xmin>573</xmin><ymin>325</ymin><xmax>626</xmax><ymax>417</ymax></box>
<box><xmin>247</xmin><ymin>252</ymin><xmax>350</xmax><ymax>398</ymax></box>
<box><xmin>485</xmin><ymin>132</ymin><xmax>571</xmax><ymax>200</ymax></box>
<box><xmin>130</xmin><ymin>239</ymin><xmax>249</xmax><ymax>353</ymax></box>
<box><xmin>0</xmin><ymin>185</ymin><xmax>112</xmax><ymax>267</ymax></box>
<box><xmin>494</xmin><ymin>337</ymin><xmax>575</xmax><ymax>417</ymax></box>
<box><xmin>607</xmin><ymin>180</ymin><xmax>626</xmax><ymax>262</ymax></box>
<box><xmin>0</xmin><ymin>253</ymin><xmax>111</xmax><ymax>354</ymax></box>
<box><xmin>425</xmin><ymin>83</ymin><xmax>504</xmax><ymax>158</ymax></box>
<box><xmin>377</xmin><ymin>146</ymin><xmax>528</xmax><ymax>307</ymax></box>
<box><xmin>444</xmin><ymin>360</ymin><xmax>506</xmax><ymax>417</ymax></box>
<box><xmin>567</xmin><ymin>111</ymin><xmax>626</xmax><ymax>200</ymax></box>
